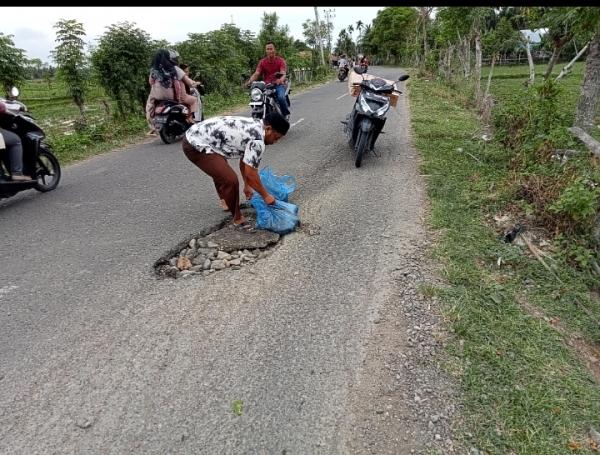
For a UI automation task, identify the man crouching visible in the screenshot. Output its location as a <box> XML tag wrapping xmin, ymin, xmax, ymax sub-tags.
<box><xmin>182</xmin><ymin>112</ymin><xmax>290</xmax><ymax>231</ymax></box>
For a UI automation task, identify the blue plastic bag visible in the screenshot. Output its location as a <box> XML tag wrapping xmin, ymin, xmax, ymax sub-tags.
<box><xmin>250</xmin><ymin>194</ymin><xmax>299</xmax><ymax>235</ymax></box>
<box><xmin>259</xmin><ymin>167</ymin><xmax>296</xmax><ymax>202</ymax></box>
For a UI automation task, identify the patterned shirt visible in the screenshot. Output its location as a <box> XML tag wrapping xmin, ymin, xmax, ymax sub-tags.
<box><xmin>185</xmin><ymin>116</ymin><xmax>265</xmax><ymax>168</ymax></box>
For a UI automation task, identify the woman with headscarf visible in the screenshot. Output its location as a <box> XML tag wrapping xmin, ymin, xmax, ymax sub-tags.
<box><xmin>145</xmin><ymin>49</ymin><xmax>200</xmax><ymax>134</ymax></box>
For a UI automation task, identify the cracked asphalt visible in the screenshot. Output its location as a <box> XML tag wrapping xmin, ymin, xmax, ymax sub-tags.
<box><xmin>0</xmin><ymin>67</ymin><xmax>457</xmax><ymax>454</ymax></box>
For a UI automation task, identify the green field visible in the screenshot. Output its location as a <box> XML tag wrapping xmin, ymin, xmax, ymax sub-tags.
<box><xmin>481</xmin><ymin>61</ymin><xmax>600</xmax><ymax>142</ymax></box>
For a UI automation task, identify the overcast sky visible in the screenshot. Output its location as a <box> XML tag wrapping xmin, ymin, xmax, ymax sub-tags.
<box><xmin>1</xmin><ymin>7</ymin><xmax>384</xmax><ymax>63</ymax></box>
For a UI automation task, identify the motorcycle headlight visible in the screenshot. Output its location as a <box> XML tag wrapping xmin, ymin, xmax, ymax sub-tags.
<box><xmin>250</xmin><ymin>88</ymin><xmax>262</xmax><ymax>101</ymax></box>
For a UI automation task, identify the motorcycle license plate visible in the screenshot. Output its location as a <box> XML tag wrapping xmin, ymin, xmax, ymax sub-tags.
<box><xmin>249</xmin><ymin>102</ymin><xmax>263</xmax><ymax>106</ymax></box>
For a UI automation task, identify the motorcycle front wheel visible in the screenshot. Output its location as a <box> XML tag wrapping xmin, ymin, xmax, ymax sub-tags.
<box><xmin>354</xmin><ymin>129</ymin><xmax>372</xmax><ymax>168</ymax></box>
<box><xmin>34</xmin><ymin>148</ymin><xmax>61</xmax><ymax>192</ymax></box>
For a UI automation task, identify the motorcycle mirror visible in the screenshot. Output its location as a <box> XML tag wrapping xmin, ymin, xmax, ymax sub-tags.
<box><xmin>10</xmin><ymin>86</ymin><xmax>19</xmax><ymax>98</ymax></box>
<box><xmin>398</xmin><ymin>75</ymin><xmax>410</xmax><ymax>82</ymax></box>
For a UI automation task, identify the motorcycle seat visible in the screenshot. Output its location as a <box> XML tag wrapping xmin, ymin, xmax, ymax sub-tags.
<box><xmin>155</xmin><ymin>100</ymin><xmax>179</xmax><ymax>114</ymax></box>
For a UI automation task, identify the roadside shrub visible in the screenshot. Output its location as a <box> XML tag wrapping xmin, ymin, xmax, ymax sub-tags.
<box><xmin>549</xmin><ymin>177</ymin><xmax>600</xmax><ymax>226</ymax></box>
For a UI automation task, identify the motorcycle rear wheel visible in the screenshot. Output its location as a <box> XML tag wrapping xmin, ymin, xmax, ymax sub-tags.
<box><xmin>159</xmin><ymin>125</ymin><xmax>179</xmax><ymax>144</ymax></box>
<box><xmin>34</xmin><ymin>148</ymin><xmax>61</xmax><ymax>192</ymax></box>
<box><xmin>354</xmin><ymin>130</ymin><xmax>372</xmax><ymax>168</ymax></box>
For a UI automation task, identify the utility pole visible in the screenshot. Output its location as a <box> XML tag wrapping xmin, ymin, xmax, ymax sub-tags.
<box><xmin>314</xmin><ymin>6</ymin><xmax>325</xmax><ymax>66</ymax></box>
<box><xmin>323</xmin><ymin>8</ymin><xmax>335</xmax><ymax>56</ymax></box>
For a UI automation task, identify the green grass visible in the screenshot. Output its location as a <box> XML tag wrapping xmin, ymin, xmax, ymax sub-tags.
<box><xmin>481</xmin><ymin>61</ymin><xmax>585</xmax><ymax>79</ymax></box>
<box><xmin>482</xmin><ymin>62</ymin><xmax>600</xmax><ymax>143</ymax></box>
<box><xmin>408</xmin><ymin>75</ymin><xmax>600</xmax><ymax>454</ymax></box>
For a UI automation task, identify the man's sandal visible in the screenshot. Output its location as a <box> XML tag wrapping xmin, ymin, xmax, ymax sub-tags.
<box><xmin>232</xmin><ymin>221</ymin><xmax>257</xmax><ymax>233</ymax></box>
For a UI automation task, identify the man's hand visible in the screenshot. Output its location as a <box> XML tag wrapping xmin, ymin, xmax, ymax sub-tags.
<box><xmin>264</xmin><ymin>194</ymin><xmax>276</xmax><ymax>205</ymax></box>
<box><xmin>243</xmin><ymin>185</ymin><xmax>254</xmax><ymax>200</ymax></box>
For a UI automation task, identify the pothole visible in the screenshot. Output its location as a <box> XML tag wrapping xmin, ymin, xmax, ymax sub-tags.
<box><xmin>154</xmin><ymin>210</ymin><xmax>284</xmax><ymax>279</ymax></box>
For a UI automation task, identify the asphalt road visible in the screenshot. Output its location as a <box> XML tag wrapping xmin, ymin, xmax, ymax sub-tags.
<box><xmin>0</xmin><ymin>67</ymin><xmax>428</xmax><ymax>454</ymax></box>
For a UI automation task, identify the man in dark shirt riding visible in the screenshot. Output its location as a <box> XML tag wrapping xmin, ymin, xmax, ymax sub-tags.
<box><xmin>245</xmin><ymin>41</ymin><xmax>291</xmax><ymax>121</ymax></box>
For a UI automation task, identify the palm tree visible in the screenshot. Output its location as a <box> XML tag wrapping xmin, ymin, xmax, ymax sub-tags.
<box><xmin>355</xmin><ymin>20</ymin><xmax>364</xmax><ymax>54</ymax></box>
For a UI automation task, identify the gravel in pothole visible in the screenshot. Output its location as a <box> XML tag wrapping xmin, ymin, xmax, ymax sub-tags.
<box><xmin>154</xmin><ymin>215</ymin><xmax>282</xmax><ymax>279</ymax></box>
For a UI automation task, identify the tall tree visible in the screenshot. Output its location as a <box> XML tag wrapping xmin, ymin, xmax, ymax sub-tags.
<box><xmin>369</xmin><ymin>7</ymin><xmax>418</xmax><ymax>64</ymax></box>
<box><xmin>0</xmin><ymin>33</ymin><xmax>26</xmax><ymax>95</ymax></box>
<box><xmin>257</xmin><ymin>12</ymin><xmax>295</xmax><ymax>62</ymax></box>
<box><xmin>52</xmin><ymin>19</ymin><xmax>89</xmax><ymax>123</ymax></box>
<box><xmin>177</xmin><ymin>24</ymin><xmax>257</xmax><ymax>96</ymax></box>
<box><xmin>571</xmin><ymin>7</ymin><xmax>600</xmax><ymax>132</ymax></box>
<box><xmin>91</xmin><ymin>22</ymin><xmax>154</xmax><ymax>116</ymax></box>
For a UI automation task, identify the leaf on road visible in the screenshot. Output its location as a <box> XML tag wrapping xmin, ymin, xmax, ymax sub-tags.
<box><xmin>232</xmin><ymin>400</ymin><xmax>243</xmax><ymax>416</ymax></box>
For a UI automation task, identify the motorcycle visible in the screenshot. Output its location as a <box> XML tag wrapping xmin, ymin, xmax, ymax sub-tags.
<box><xmin>338</xmin><ymin>64</ymin><xmax>349</xmax><ymax>82</ymax></box>
<box><xmin>0</xmin><ymin>87</ymin><xmax>61</xmax><ymax>200</ymax></box>
<box><xmin>342</xmin><ymin>66</ymin><xmax>409</xmax><ymax>168</ymax></box>
<box><xmin>247</xmin><ymin>72</ymin><xmax>291</xmax><ymax>120</ymax></box>
<box><xmin>151</xmin><ymin>83</ymin><xmax>204</xmax><ymax>144</ymax></box>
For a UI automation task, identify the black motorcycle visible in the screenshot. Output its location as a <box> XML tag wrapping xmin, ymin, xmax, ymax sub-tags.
<box><xmin>0</xmin><ymin>87</ymin><xmax>61</xmax><ymax>200</ymax></box>
<box><xmin>338</xmin><ymin>65</ymin><xmax>349</xmax><ymax>82</ymax></box>
<box><xmin>247</xmin><ymin>72</ymin><xmax>291</xmax><ymax>120</ymax></box>
<box><xmin>151</xmin><ymin>84</ymin><xmax>204</xmax><ymax>144</ymax></box>
<box><xmin>342</xmin><ymin>67</ymin><xmax>409</xmax><ymax>167</ymax></box>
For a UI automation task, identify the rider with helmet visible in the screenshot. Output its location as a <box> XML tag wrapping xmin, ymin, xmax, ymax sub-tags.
<box><xmin>145</xmin><ymin>49</ymin><xmax>201</xmax><ymax>130</ymax></box>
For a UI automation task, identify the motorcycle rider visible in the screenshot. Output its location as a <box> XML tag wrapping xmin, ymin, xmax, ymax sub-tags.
<box><xmin>338</xmin><ymin>54</ymin><xmax>349</xmax><ymax>69</ymax></box>
<box><xmin>145</xmin><ymin>49</ymin><xmax>201</xmax><ymax>131</ymax></box>
<box><xmin>0</xmin><ymin>101</ymin><xmax>32</xmax><ymax>181</ymax></box>
<box><xmin>245</xmin><ymin>41</ymin><xmax>291</xmax><ymax>121</ymax></box>
<box><xmin>338</xmin><ymin>54</ymin><xmax>349</xmax><ymax>80</ymax></box>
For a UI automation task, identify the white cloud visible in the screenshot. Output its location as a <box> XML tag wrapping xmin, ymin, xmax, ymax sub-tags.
<box><xmin>1</xmin><ymin>6</ymin><xmax>383</xmax><ymax>63</ymax></box>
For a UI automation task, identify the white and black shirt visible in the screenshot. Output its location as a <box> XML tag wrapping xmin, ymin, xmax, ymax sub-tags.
<box><xmin>185</xmin><ymin>116</ymin><xmax>265</xmax><ymax>168</ymax></box>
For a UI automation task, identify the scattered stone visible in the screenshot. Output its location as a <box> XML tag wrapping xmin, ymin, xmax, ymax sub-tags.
<box><xmin>211</xmin><ymin>260</ymin><xmax>227</xmax><ymax>270</ymax></box>
<box><xmin>228</xmin><ymin>258</ymin><xmax>242</xmax><ymax>266</ymax></box>
<box><xmin>202</xmin><ymin>259</ymin><xmax>211</xmax><ymax>270</ymax></box>
<box><xmin>190</xmin><ymin>265</ymin><xmax>203</xmax><ymax>272</ymax></box>
<box><xmin>191</xmin><ymin>255</ymin><xmax>205</xmax><ymax>266</ymax></box>
<box><xmin>176</xmin><ymin>256</ymin><xmax>192</xmax><ymax>271</ymax></box>
<box><xmin>207</xmin><ymin>241</ymin><xmax>219</xmax><ymax>248</ymax></box>
<box><xmin>216</xmin><ymin>251</ymin><xmax>232</xmax><ymax>261</ymax></box>
<box><xmin>75</xmin><ymin>418</ymin><xmax>93</xmax><ymax>429</ymax></box>
<box><xmin>188</xmin><ymin>238</ymin><xmax>196</xmax><ymax>249</ymax></box>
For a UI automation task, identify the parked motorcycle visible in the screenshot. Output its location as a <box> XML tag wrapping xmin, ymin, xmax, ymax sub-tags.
<box><xmin>0</xmin><ymin>87</ymin><xmax>61</xmax><ymax>200</ymax></box>
<box><xmin>342</xmin><ymin>66</ymin><xmax>409</xmax><ymax>168</ymax></box>
<box><xmin>338</xmin><ymin>65</ymin><xmax>349</xmax><ymax>82</ymax></box>
<box><xmin>152</xmin><ymin>84</ymin><xmax>204</xmax><ymax>144</ymax></box>
<box><xmin>247</xmin><ymin>72</ymin><xmax>291</xmax><ymax>120</ymax></box>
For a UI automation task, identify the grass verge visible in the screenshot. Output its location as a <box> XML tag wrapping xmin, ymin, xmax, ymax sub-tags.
<box><xmin>407</xmin><ymin>75</ymin><xmax>600</xmax><ymax>454</ymax></box>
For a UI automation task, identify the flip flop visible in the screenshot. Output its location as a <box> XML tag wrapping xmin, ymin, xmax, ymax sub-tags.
<box><xmin>232</xmin><ymin>221</ymin><xmax>257</xmax><ymax>233</ymax></box>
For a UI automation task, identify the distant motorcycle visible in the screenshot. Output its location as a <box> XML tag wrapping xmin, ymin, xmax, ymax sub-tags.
<box><xmin>247</xmin><ymin>72</ymin><xmax>291</xmax><ymax>120</ymax></box>
<box><xmin>151</xmin><ymin>84</ymin><xmax>204</xmax><ymax>144</ymax></box>
<box><xmin>0</xmin><ymin>87</ymin><xmax>61</xmax><ymax>200</ymax></box>
<box><xmin>342</xmin><ymin>66</ymin><xmax>409</xmax><ymax>167</ymax></box>
<box><xmin>338</xmin><ymin>65</ymin><xmax>349</xmax><ymax>82</ymax></box>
